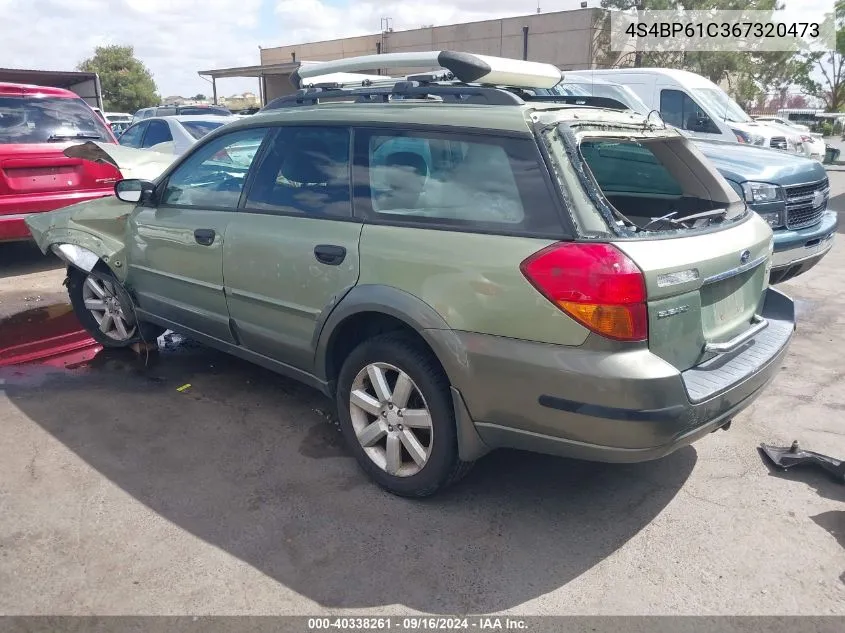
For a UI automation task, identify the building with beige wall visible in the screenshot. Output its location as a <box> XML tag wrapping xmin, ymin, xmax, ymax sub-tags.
<box><xmin>201</xmin><ymin>7</ymin><xmax>618</xmax><ymax>104</ymax></box>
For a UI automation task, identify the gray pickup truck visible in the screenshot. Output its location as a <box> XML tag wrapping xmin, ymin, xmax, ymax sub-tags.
<box><xmin>540</xmin><ymin>79</ymin><xmax>838</xmax><ymax>284</ymax></box>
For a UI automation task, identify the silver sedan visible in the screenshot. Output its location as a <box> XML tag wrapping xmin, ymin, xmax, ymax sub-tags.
<box><xmin>116</xmin><ymin>115</ymin><xmax>233</xmax><ymax>156</ymax></box>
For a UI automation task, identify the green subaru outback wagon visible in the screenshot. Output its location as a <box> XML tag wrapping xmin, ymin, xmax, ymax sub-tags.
<box><xmin>26</xmin><ymin>52</ymin><xmax>796</xmax><ymax>496</ymax></box>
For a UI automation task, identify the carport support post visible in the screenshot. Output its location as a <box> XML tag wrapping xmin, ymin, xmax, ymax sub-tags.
<box><xmin>212</xmin><ymin>77</ymin><xmax>218</xmax><ymax>105</ymax></box>
<box><xmin>522</xmin><ymin>26</ymin><xmax>529</xmax><ymax>60</ymax></box>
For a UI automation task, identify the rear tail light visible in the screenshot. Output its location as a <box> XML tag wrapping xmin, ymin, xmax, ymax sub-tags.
<box><xmin>520</xmin><ymin>243</ymin><xmax>648</xmax><ymax>342</ymax></box>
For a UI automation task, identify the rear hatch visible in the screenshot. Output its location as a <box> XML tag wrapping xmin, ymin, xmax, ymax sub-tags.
<box><xmin>615</xmin><ymin>221</ymin><xmax>771</xmax><ymax>371</ymax></box>
<box><xmin>538</xmin><ymin>108</ymin><xmax>774</xmax><ymax>371</ymax></box>
<box><xmin>0</xmin><ymin>91</ymin><xmax>119</xmax><ymax>213</ymax></box>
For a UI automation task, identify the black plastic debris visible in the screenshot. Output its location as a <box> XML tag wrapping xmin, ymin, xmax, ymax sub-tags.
<box><xmin>759</xmin><ymin>441</ymin><xmax>845</xmax><ymax>484</ymax></box>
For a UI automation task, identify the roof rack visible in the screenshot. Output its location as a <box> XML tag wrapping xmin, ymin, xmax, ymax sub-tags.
<box><xmin>292</xmin><ymin>51</ymin><xmax>563</xmax><ymax>90</ymax></box>
<box><xmin>262</xmin><ymin>81</ymin><xmax>525</xmax><ymax>110</ymax></box>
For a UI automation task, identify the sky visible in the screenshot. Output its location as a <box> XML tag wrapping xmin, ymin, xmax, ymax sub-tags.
<box><xmin>0</xmin><ymin>0</ymin><xmax>835</xmax><ymax>99</ymax></box>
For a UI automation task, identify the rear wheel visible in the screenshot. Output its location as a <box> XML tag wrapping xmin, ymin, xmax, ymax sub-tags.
<box><xmin>336</xmin><ymin>332</ymin><xmax>473</xmax><ymax>497</ymax></box>
<box><xmin>67</xmin><ymin>267</ymin><xmax>164</xmax><ymax>347</ymax></box>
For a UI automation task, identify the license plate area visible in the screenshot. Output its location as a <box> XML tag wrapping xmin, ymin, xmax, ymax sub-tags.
<box><xmin>700</xmin><ymin>265</ymin><xmax>765</xmax><ymax>343</ymax></box>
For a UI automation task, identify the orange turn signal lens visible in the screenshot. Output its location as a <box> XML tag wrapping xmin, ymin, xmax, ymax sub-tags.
<box><xmin>558</xmin><ymin>301</ymin><xmax>648</xmax><ymax>342</ymax></box>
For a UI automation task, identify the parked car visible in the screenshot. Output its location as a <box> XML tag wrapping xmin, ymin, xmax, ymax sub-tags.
<box><xmin>106</xmin><ymin>111</ymin><xmax>132</xmax><ymax>124</ymax></box>
<box><xmin>539</xmin><ymin>77</ymin><xmax>837</xmax><ymax>285</ymax></box>
<box><xmin>0</xmin><ymin>82</ymin><xmax>120</xmax><ymax>242</ymax></box>
<box><xmin>132</xmin><ymin>104</ymin><xmax>232</xmax><ymax>124</ymax></box>
<box><xmin>110</xmin><ymin>121</ymin><xmax>131</xmax><ymax>136</ymax></box>
<box><xmin>26</xmin><ymin>52</ymin><xmax>795</xmax><ymax>497</ymax></box>
<box><xmin>753</xmin><ymin>117</ymin><xmax>826</xmax><ymax>162</ymax></box>
<box><xmin>566</xmin><ymin>69</ymin><xmax>804</xmax><ymax>155</ymax></box>
<box><xmin>105</xmin><ymin>112</ymin><xmax>132</xmax><ymax>135</ymax></box>
<box><xmin>117</xmin><ymin>115</ymin><xmax>232</xmax><ymax>156</ymax></box>
<box><xmin>754</xmin><ymin>115</ymin><xmax>812</xmax><ymax>133</ymax></box>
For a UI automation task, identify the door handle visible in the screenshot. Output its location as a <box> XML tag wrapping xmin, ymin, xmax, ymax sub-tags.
<box><xmin>194</xmin><ymin>229</ymin><xmax>216</xmax><ymax>246</ymax></box>
<box><xmin>314</xmin><ymin>244</ymin><xmax>347</xmax><ymax>266</ymax></box>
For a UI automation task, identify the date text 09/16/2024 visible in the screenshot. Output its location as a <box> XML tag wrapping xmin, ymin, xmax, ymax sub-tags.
<box><xmin>307</xmin><ymin>617</ymin><xmax>529</xmax><ymax>631</ymax></box>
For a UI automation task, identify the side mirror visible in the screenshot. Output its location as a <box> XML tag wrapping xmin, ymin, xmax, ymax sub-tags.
<box><xmin>114</xmin><ymin>179</ymin><xmax>155</xmax><ymax>204</ymax></box>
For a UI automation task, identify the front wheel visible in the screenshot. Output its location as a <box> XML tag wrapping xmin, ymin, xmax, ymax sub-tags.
<box><xmin>67</xmin><ymin>267</ymin><xmax>163</xmax><ymax>347</ymax></box>
<box><xmin>335</xmin><ymin>333</ymin><xmax>473</xmax><ymax>497</ymax></box>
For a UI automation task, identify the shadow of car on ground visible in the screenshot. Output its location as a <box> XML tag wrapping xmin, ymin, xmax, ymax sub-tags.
<box><xmin>1</xmin><ymin>341</ymin><xmax>697</xmax><ymax>613</ymax></box>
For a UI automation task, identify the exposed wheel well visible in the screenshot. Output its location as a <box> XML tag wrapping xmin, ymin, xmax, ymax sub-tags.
<box><xmin>325</xmin><ymin>312</ymin><xmax>447</xmax><ymax>393</ymax></box>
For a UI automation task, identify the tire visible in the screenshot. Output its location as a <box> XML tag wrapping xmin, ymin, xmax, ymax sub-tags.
<box><xmin>67</xmin><ymin>267</ymin><xmax>164</xmax><ymax>348</ymax></box>
<box><xmin>335</xmin><ymin>332</ymin><xmax>473</xmax><ymax>497</ymax></box>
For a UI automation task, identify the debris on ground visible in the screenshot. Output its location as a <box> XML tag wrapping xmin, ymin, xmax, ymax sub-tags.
<box><xmin>130</xmin><ymin>341</ymin><xmax>158</xmax><ymax>355</ymax></box>
<box><xmin>176</xmin><ymin>384</ymin><xmax>192</xmax><ymax>392</ymax></box>
<box><xmin>759</xmin><ymin>441</ymin><xmax>845</xmax><ymax>484</ymax></box>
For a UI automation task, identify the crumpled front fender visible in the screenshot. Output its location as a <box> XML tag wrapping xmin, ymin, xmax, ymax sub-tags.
<box><xmin>23</xmin><ymin>141</ymin><xmax>177</xmax><ymax>282</ymax></box>
<box><xmin>25</xmin><ymin>196</ymin><xmax>132</xmax><ymax>282</ymax></box>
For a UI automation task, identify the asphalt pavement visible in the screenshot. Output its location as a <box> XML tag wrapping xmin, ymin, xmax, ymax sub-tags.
<box><xmin>0</xmin><ymin>178</ymin><xmax>843</xmax><ymax>616</ymax></box>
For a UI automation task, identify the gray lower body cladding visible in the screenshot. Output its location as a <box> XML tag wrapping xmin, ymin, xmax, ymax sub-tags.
<box><xmin>434</xmin><ymin>288</ymin><xmax>795</xmax><ymax>463</ymax></box>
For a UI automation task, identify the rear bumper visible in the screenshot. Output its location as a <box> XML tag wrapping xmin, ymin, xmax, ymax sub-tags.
<box><xmin>444</xmin><ymin>287</ymin><xmax>794</xmax><ymax>463</ymax></box>
<box><xmin>0</xmin><ymin>190</ymin><xmax>113</xmax><ymax>242</ymax></box>
<box><xmin>769</xmin><ymin>211</ymin><xmax>837</xmax><ymax>284</ymax></box>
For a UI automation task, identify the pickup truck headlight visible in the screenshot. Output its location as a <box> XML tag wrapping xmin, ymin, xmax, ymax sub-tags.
<box><xmin>742</xmin><ymin>181</ymin><xmax>782</xmax><ymax>203</ymax></box>
<box><xmin>741</xmin><ymin>182</ymin><xmax>784</xmax><ymax>228</ymax></box>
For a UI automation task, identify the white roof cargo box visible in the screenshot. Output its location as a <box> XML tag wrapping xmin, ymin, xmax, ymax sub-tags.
<box><xmin>292</xmin><ymin>51</ymin><xmax>563</xmax><ymax>90</ymax></box>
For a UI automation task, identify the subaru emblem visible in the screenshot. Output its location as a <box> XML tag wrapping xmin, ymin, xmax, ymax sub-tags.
<box><xmin>740</xmin><ymin>250</ymin><xmax>751</xmax><ymax>264</ymax></box>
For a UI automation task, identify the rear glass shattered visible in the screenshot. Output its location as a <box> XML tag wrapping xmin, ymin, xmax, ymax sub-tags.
<box><xmin>541</xmin><ymin>116</ymin><xmax>748</xmax><ymax>238</ymax></box>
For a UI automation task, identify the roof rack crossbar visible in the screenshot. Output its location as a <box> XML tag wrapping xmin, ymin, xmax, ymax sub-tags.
<box><xmin>262</xmin><ymin>83</ymin><xmax>525</xmax><ymax>110</ymax></box>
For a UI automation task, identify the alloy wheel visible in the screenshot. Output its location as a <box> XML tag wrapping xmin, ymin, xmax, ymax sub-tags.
<box><xmin>348</xmin><ymin>362</ymin><xmax>434</xmax><ymax>477</ymax></box>
<box><xmin>81</xmin><ymin>275</ymin><xmax>137</xmax><ymax>342</ymax></box>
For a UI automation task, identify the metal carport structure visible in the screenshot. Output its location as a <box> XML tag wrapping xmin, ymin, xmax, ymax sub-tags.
<box><xmin>198</xmin><ymin>61</ymin><xmax>301</xmax><ymax>106</ymax></box>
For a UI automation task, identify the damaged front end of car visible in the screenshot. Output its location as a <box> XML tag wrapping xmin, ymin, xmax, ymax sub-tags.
<box><xmin>25</xmin><ymin>141</ymin><xmax>177</xmax><ymax>280</ymax></box>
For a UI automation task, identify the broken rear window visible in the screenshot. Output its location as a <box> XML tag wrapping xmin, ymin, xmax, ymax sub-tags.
<box><xmin>545</xmin><ymin>122</ymin><xmax>747</xmax><ymax>237</ymax></box>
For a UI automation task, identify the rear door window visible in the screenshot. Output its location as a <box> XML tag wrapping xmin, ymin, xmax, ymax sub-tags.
<box><xmin>142</xmin><ymin>120</ymin><xmax>173</xmax><ymax>147</ymax></box>
<box><xmin>0</xmin><ymin>96</ymin><xmax>113</xmax><ymax>144</ymax></box>
<box><xmin>353</xmin><ymin>128</ymin><xmax>562</xmax><ymax>236</ymax></box>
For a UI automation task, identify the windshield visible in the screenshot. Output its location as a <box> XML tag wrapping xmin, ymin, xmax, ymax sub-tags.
<box><xmin>181</xmin><ymin>120</ymin><xmax>226</xmax><ymax>140</ymax></box>
<box><xmin>550</xmin><ymin>81</ymin><xmax>651</xmax><ymax>116</ymax></box>
<box><xmin>0</xmin><ymin>96</ymin><xmax>112</xmax><ymax>144</ymax></box>
<box><xmin>691</xmin><ymin>87</ymin><xmax>750</xmax><ymax>123</ymax></box>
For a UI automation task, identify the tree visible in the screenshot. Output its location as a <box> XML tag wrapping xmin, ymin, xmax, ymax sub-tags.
<box><xmin>786</xmin><ymin>94</ymin><xmax>809</xmax><ymax>108</ymax></box>
<box><xmin>193</xmin><ymin>93</ymin><xmax>207</xmax><ymax>101</ymax></box>
<box><xmin>795</xmin><ymin>0</ymin><xmax>845</xmax><ymax>111</ymax></box>
<box><xmin>77</xmin><ymin>45</ymin><xmax>159</xmax><ymax>112</ymax></box>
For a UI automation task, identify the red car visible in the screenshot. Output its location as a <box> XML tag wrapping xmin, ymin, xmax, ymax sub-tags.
<box><xmin>0</xmin><ymin>82</ymin><xmax>121</xmax><ymax>242</ymax></box>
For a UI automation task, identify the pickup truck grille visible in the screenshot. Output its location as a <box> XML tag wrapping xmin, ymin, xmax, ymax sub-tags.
<box><xmin>784</xmin><ymin>178</ymin><xmax>829</xmax><ymax>229</ymax></box>
<box><xmin>770</xmin><ymin>136</ymin><xmax>788</xmax><ymax>150</ymax></box>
